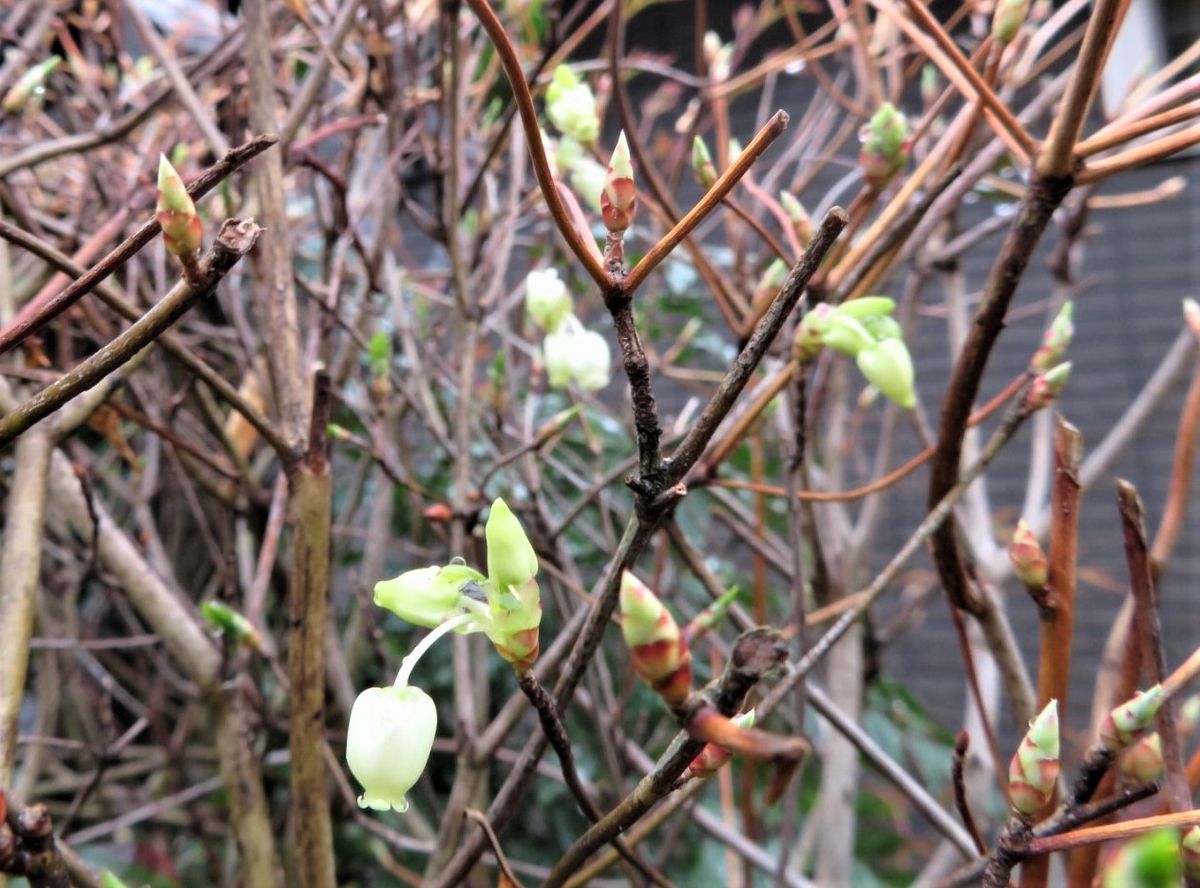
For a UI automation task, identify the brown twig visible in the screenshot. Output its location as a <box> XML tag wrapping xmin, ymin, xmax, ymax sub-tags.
<box><xmin>1021</xmin><ymin>420</ymin><xmax>1081</xmax><ymax>888</ymax></box>
<box><xmin>1115</xmin><ymin>480</ymin><xmax>1192</xmax><ymax>814</ymax></box>
<box><xmin>952</xmin><ymin>731</ymin><xmax>988</xmax><ymax>855</ymax></box>
<box><xmin>0</xmin><ymin>135</ymin><xmax>277</xmax><ymax>356</ymax></box>
<box><xmin>0</xmin><ymin>220</ymin><xmax>263</xmax><ymax>449</ymax></box>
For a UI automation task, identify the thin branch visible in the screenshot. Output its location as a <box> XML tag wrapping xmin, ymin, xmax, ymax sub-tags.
<box><xmin>0</xmin><ymin>220</ymin><xmax>263</xmax><ymax>449</ymax></box>
<box><xmin>0</xmin><ymin>135</ymin><xmax>277</xmax><ymax>356</ymax></box>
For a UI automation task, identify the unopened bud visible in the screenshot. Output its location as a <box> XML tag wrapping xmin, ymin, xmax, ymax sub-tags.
<box><xmin>1100</xmin><ymin>828</ymin><xmax>1182</xmax><ymax>888</ymax></box>
<box><xmin>1031</xmin><ymin>301</ymin><xmax>1074</xmax><ymax>372</ymax></box>
<box><xmin>1009</xmin><ymin>519</ymin><xmax>1048</xmax><ymax>589</ymax></box>
<box><xmin>2</xmin><ymin>56</ymin><xmax>61</xmax><ymax>113</ymax></box>
<box><xmin>856</xmin><ymin>338</ymin><xmax>916</xmax><ymax>408</ymax></box>
<box><xmin>1008</xmin><ymin>700</ymin><xmax>1060</xmax><ymax>816</ymax></box>
<box><xmin>525</xmin><ymin>268</ymin><xmax>573</xmax><ymax>332</ymax></box>
<box><xmin>779</xmin><ymin>192</ymin><xmax>813</xmax><ymax>247</ymax></box>
<box><xmin>156</xmin><ymin>155</ymin><xmax>201</xmax><ymax>257</ymax></box>
<box><xmin>836</xmin><ymin>296</ymin><xmax>895</xmax><ymax>321</ymax></box>
<box><xmin>543</xmin><ymin>317</ymin><xmax>612</xmax><ymax>391</ymax></box>
<box><xmin>619</xmin><ymin>571</ymin><xmax>693</xmax><ymax>707</ymax></box>
<box><xmin>1099</xmin><ymin>685</ymin><xmax>1164</xmax><ymax>752</ymax></box>
<box><xmin>992</xmin><ymin>0</ymin><xmax>1031</xmax><ymax>44</ymax></box>
<box><xmin>484</xmin><ymin>498</ymin><xmax>542</xmax><ymax>674</ymax></box>
<box><xmin>794</xmin><ymin>303</ymin><xmax>831</xmax><ymax>362</ymax></box>
<box><xmin>375</xmin><ymin>563</ymin><xmax>483</xmax><ymax>628</ymax></box>
<box><xmin>1120</xmin><ymin>732</ymin><xmax>1163</xmax><ymax>783</ymax></box>
<box><xmin>686</xmin><ymin>710</ymin><xmax>756</xmax><ymax>779</ymax></box>
<box><xmin>1025</xmin><ymin>362</ymin><xmax>1071</xmax><ymax>411</ymax></box>
<box><xmin>546</xmin><ymin>66</ymin><xmax>599</xmax><ymax>145</ymax></box>
<box><xmin>859</xmin><ymin>103</ymin><xmax>911</xmax><ymax>189</ymax></box>
<box><xmin>920</xmin><ymin>65</ymin><xmax>941</xmax><ymax>106</ymax></box>
<box><xmin>201</xmin><ymin>600</ymin><xmax>262</xmax><ymax>648</ymax></box>
<box><xmin>535</xmin><ymin>406</ymin><xmax>580</xmax><ymax>442</ymax></box>
<box><xmin>601</xmin><ymin>131</ymin><xmax>636</xmax><ymax>233</ymax></box>
<box><xmin>692</xmin><ymin>137</ymin><xmax>718</xmax><ymax>190</ymax></box>
<box><xmin>1183</xmin><ymin>826</ymin><xmax>1200</xmax><ymax>880</ymax></box>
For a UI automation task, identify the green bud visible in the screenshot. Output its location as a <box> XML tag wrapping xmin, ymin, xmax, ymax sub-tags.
<box><xmin>101</xmin><ymin>873</ymin><xmax>132</xmax><ymax>888</ymax></box>
<box><xmin>1031</xmin><ymin>301</ymin><xmax>1074</xmax><ymax>372</ymax></box>
<box><xmin>779</xmin><ymin>191</ymin><xmax>813</xmax><ymax>246</ymax></box>
<box><xmin>367</xmin><ymin>331</ymin><xmax>392</xmax><ymax>379</ymax></box>
<box><xmin>836</xmin><ymin>296</ymin><xmax>896</xmax><ymax>321</ymax></box>
<box><xmin>200</xmin><ymin>600</ymin><xmax>261</xmax><ymax>647</ymax></box>
<box><xmin>374</xmin><ymin>563</ymin><xmax>484</xmax><ymax>628</ymax></box>
<box><xmin>1009</xmin><ymin>519</ymin><xmax>1048</xmax><ymax>589</ymax></box>
<box><xmin>856</xmin><ymin>338</ymin><xmax>916</xmax><ymax>408</ymax></box>
<box><xmin>619</xmin><ymin>571</ymin><xmax>693</xmax><ymax>706</ymax></box>
<box><xmin>859</xmin><ymin>103</ymin><xmax>910</xmax><ymax>188</ymax></box>
<box><xmin>1026</xmin><ymin>362</ymin><xmax>1071</xmax><ymax>411</ymax></box>
<box><xmin>692</xmin><ymin>137</ymin><xmax>717</xmax><ymax>190</ymax></box>
<box><xmin>1120</xmin><ymin>732</ymin><xmax>1164</xmax><ymax>783</ymax></box>
<box><xmin>1100</xmin><ymin>685</ymin><xmax>1164</xmax><ymax>752</ymax></box>
<box><xmin>2</xmin><ymin>56</ymin><xmax>61</xmax><ymax>113</ymax></box>
<box><xmin>485</xmin><ymin>498</ymin><xmax>538</xmax><ymax>597</ymax></box>
<box><xmin>1008</xmin><ymin>700</ymin><xmax>1060</xmax><ymax>816</ymax></box>
<box><xmin>1100</xmin><ymin>828</ymin><xmax>1181</xmax><ymax>888</ymax></box>
<box><xmin>992</xmin><ymin>0</ymin><xmax>1031</xmax><ymax>44</ymax></box>
<box><xmin>794</xmin><ymin>304</ymin><xmax>832</xmax><ymax>362</ymax></box>
<box><xmin>156</xmin><ymin>154</ymin><xmax>201</xmax><ymax>257</ymax></box>
<box><xmin>601</xmin><ymin>131</ymin><xmax>637</xmax><ymax>233</ymax></box>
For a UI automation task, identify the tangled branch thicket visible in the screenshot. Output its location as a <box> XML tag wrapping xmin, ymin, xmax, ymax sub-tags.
<box><xmin>2</xmin><ymin>0</ymin><xmax>1200</xmax><ymax>885</ymax></box>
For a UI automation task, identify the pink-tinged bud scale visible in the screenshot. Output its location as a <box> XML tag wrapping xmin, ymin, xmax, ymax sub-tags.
<box><xmin>601</xmin><ymin>131</ymin><xmax>636</xmax><ymax>233</ymax></box>
<box><xmin>1099</xmin><ymin>685</ymin><xmax>1164</xmax><ymax>752</ymax></box>
<box><xmin>1120</xmin><ymin>732</ymin><xmax>1163</xmax><ymax>783</ymax></box>
<box><xmin>692</xmin><ymin>137</ymin><xmax>717</xmax><ymax>190</ymax></box>
<box><xmin>1025</xmin><ymin>362</ymin><xmax>1071</xmax><ymax>411</ymax></box>
<box><xmin>619</xmin><ymin>571</ymin><xmax>693</xmax><ymax>707</ymax></box>
<box><xmin>156</xmin><ymin>155</ymin><xmax>202</xmax><ymax>257</ymax></box>
<box><xmin>686</xmin><ymin>710</ymin><xmax>756</xmax><ymax>779</ymax></box>
<box><xmin>1031</xmin><ymin>302</ymin><xmax>1074</xmax><ymax>372</ymax></box>
<box><xmin>1008</xmin><ymin>700</ymin><xmax>1060</xmax><ymax>816</ymax></box>
<box><xmin>1009</xmin><ymin>519</ymin><xmax>1048</xmax><ymax>589</ymax></box>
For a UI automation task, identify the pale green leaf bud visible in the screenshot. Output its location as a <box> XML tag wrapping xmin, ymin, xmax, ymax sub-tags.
<box><xmin>836</xmin><ymin>296</ymin><xmax>896</xmax><ymax>321</ymax></box>
<box><xmin>1008</xmin><ymin>700</ymin><xmax>1060</xmax><ymax>816</ymax></box>
<box><xmin>601</xmin><ymin>131</ymin><xmax>637</xmax><ymax>233</ymax></box>
<box><xmin>1031</xmin><ymin>301</ymin><xmax>1074</xmax><ymax>372</ymax></box>
<box><xmin>2</xmin><ymin>55</ymin><xmax>61</xmax><ymax>113</ymax></box>
<box><xmin>1100</xmin><ymin>828</ymin><xmax>1181</xmax><ymax>888</ymax></box>
<box><xmin>692</xmin><ymin>137</ymin><xmax>717</xmax><ymax>190</ymax></box>
<box><xmin>1100</xmin><ymin>685</ymin><xmax>1164</xmax><ymax>752</ymax></box>
<box><xmin>156</xmin><ymin>154</ymin><xmax>201</xmax><ymax>257</ymax></box>
<box><xmin>993</xmin><ymin>0</ymin><xmax>1031</xmax><ymax>44</ymax></box>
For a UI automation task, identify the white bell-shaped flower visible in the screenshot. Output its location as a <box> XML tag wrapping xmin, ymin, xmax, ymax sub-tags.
<box><xmin>346</xmin><ymin>685</ymin><xmax>437</xmax><ymax>812</ymax></box>
<box><xmin>525</xmin><ymin>268</ymin><xmax>573</xmax><ymax>332</ymax></box>
<box><xmin>543</xmin><ymin>317</ymin><xmax>611</xmax><ymax>392</ymax></box>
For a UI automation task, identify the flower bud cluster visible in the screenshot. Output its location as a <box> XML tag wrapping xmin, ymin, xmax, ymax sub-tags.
<box><xmin>523</xmin><ymin>268</ymin><xmax>612</xmax><ymax>391</ymax></box>
<box><xmin>546</xmin><ymin>65</ymin><xmax>599</xmax><ymax>145</ymax></box>
<box><xmin>859</xmin><ymin>103</ymin><xmax>911</xmax><ymax>189</ymax></box>
<box><xmin>348</xmin><ymin>498</ymin><xmax>544</xmax><ymax>812</ymax></box>
<box><xmin>793</xmin><ymin>297</ymin><xmax>916</xmax><ymax>408</ymax></box>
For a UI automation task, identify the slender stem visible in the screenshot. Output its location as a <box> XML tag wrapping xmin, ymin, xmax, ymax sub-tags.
<box><xmin>395</xmin><ymin>614</ymin><xmax>477</xmax><ymax>689</ymax></box>
<box><xmin>0</xmin><ymin>220</ymin><xmax>262</xmax><ymax>449</ymax></box>
<box><xmin>623</xmin><ymin>112</ymin><xmax>791</xmax><ymax>295</ymax></box>
<box><xmin>1025</xmin><ymin>809</ymin><xmax>1200</xmax><ymax>856</ymax></box>
<box><xmin>0</xmin><ymin>135</ymin><xmax>276</xmax><ymax>356</ymax></box>
<box><xmin>462</xmin><ymin>0</ymin><xmax>611</xmax><ymax>289</ymax></box>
